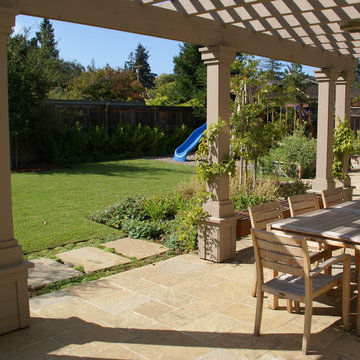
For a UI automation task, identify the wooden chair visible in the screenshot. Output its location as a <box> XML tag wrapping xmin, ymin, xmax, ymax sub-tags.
<box><xmin>249</xmin><ymin>201</ymin><xmax>284</xmax><ymax>300</ymax></box>
<box><xmin>249</xmin><ymin>200</ymin><xmax>326</xmax><ymax>312</ymax></box>
<box><xmin>251</xmin><ymin>228</ymin><xmax>351</xmax><ymax>355</ymax></box>
<box><xmin>288</xmin><ymin>192</ymin><xmax>329</xmax><ymax>262</ymax></box>
<box><xmin>321</xmin><ymin>187</ymin><xmax>346</xmax><ymax>208</ymax></box>
<box><xmin>288</xmin><ymin>193</ymin><xmax>332</xmax><ymax>312</ymax></box>
<box><xmin>322</xmin><ymin>187</ymin><xmax>359</xmax><ymax>269</ymax></box>
<box><xmin>249</xmin><ymin>201</ymin><xmax>283</xmax><ymax>233</ymax></box>
<box><xmin>288</xmin><ymin>192</ymin><xmax>320</xmax><ymax>217</ymax></box>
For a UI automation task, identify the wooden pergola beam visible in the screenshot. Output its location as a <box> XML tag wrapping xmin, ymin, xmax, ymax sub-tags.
<box><xmin>2</xmin><ymin>0</ymin><xmax>356</xmax><ymax>69</ymax></box>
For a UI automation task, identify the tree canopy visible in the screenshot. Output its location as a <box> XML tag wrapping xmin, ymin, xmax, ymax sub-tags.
<box><xmin>124</xmin><ymin>43</ymin><xmax>156</xmax><ymax>88</ymax></box>
<box><xmin>261</xmin><ymin>57</ymin><xmax>283</xmax><ymax>79</ymax></box>
<box><xmin>65</xmin><ymin>65</ymin><xmax>144</xmax><ymax>101</ymax></box>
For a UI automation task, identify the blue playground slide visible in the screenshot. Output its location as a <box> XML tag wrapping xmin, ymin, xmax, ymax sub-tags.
<box><xmin>173</xmin><ymin>123</ymin><xmax>207</xmax><ymax>162</ymax></box>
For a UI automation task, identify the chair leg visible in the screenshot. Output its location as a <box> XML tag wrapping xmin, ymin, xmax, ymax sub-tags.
<box><xmin>254</xmin><ymin>287</ymin><xmax>264</xmax><ymax>336</ymax></box>
<box><xmin>252</xmin><ymin>266</ymin><xmax>257</xmax><ymax>297</ymax></box>
<box><xmin>268</xmin><ymin>270</ymin><xmax>279</xmax><ymax>309</ymax></box>
<box><xmin>342</xmin><ymin>255</ymin><xmax>351</xmax><ymax>332</ymax></box>
<box><xmin>302</xmin><ymin>300</ymin><xmax>312</xmax><ymax>355</ymax></box>
<box><xmin>324</xmin><ymin>245</ymin><xmax>332</xmax><ymax>275</ymax></box>
<box><xmin>355</xmin><ymin>249</ymin><xmax>359</xmax><ymax>274</ymax></box>
<box><xmin>286</xmin><ymin>300</ymin><xmax>292</xmax><ymax>313</ymax></box>
<box><xmin>294</xmin><ymin>301</ymin><xmax>301</xmax><ymax>313</ymax></box>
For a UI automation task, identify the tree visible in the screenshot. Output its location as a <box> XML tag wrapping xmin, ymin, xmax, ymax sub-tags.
<box><xmin>65</xmin><ymin>65</ymin><xmax>144</xmax><ymax>101</ymax></box>
<box><xmin>146</xmin><ymin>73</ymin><xmax>176</xmax><ymax>105</ymax></box>
<box><xmin>230</xmin><ymin>56</ymin><xmax>285</xmax><ymax>185</ymax></box>
<box><xmin>8</xmin><ymin>32</ymin><xmax>53</xmax><ymax>167</ymax></box>
<box><xmin>35</xmin><ymin>18</ymin><xmax>59</xmax><ymax>60</ymax></box>
<box><xmin>171</xmin><ymin>43</ymin><xmax>206</xmax><ymax>119</ymax></box>
<box><xmin>124</xmin><ymin>43</ymin><xmax>156</xmax><ymax>88</ymax></box>
<box><xmin>282</xmin><ymin>63</ymin><xmax>310</xmax><ymax>127</ymax></box>
<box><xmin>262</xmin><ymin>57</ymin><xmax>283</xmax><ymax>79</ymax></box>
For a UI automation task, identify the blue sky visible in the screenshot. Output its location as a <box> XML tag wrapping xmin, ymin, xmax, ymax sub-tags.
<box><xmin>13</xmin><ymin>15</ymin><xmax>318</xmax><ymax>76</ymax></box>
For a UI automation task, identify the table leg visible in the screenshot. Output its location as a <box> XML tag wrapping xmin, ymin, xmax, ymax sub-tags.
<box><xmin>356</xmin><ymin>249</ymin><xmax>360</xmax><ymax>336</ymax></box>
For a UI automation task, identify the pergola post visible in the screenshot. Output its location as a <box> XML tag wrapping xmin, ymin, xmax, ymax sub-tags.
<box><xmin>335</xmin><ymin>71</ymin><xmax>355</xmax><ymax>199</ymax></box>
<box><xmin>312</xmin><ymin>69</ymin><xmax>340</xmax><ymax>193</ymax></box>
<box><xmin>197</xmin><ymin>46</ymin><xmax>238</xmax><ymax>263</ymax></box>
<box><xmin>0</xmin><ymin>7</ymin><xmax>33</xmax><ymax>335</ymax></box>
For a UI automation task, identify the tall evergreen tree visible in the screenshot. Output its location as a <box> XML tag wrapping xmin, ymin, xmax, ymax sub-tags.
<box><xmin>8</xmin><ymin>33</ymin><xmax>53</xmax><ymax>167</ymax></box>
<box><xmin>171</xmin><ymin>43</ymin><xmax>206</xmax><ymax>119</ymax></box>
<box><xmin>282</xmin><ymin>63</ymin><xmax>310</xmax><ymax>126</ymax></box>
<box><xmin>36</xmin><ymin>18</ymin><xmax>59</xmax><ymax>60</ymax></box>
<box><xmin>282</xmin><ymin>63</ymin><xmax>309</xmax><ymax>103</ymax></box>
<box><xmin>262</xmin><ymin>57</ymin><xmax>283</xmax><ymax>79</ymax></box>
<box><xmin>124</xmin><ymin>43</ymin><xmax>156</xmax><ymax>88</ymax></box>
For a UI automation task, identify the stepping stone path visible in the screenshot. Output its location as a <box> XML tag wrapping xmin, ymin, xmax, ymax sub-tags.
<box><xmin>28</xmin><ymin>238</ymin><xmax>170</xmax><ymax>289</ymax></box>
<box><xmin>104</xmin><ymin>238</ymin><xmax>170</xmax><ymax>259</ymax></box>
<box><xmin>28</xmin><ymin>258</ymin><xmax>82</xmax><ymax>289</ymax></box>
<box><xmin>57</xmin><ymin>247</ymin><xmax>131</xmax><ymax>273</ymax></box>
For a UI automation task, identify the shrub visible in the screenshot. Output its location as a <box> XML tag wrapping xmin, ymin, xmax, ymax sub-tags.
<box><xmin>121</xmin><ymin>219</ymin><xmax>166</xmax><ymax>240</ymax></box>
<box><xmin>89</xmin><ymin>196</ymin><xmax>147</xmax><ymax>229</ymax></box>
<box><xmin>231</xmin><ymin>192</ymin><xmax>268</xmax><ymax>211</ymax></box>
<box><xmin>260</xmin><ymin>128</ymin><xmax>317</xmax><ymax>179</ymax></box>
<box><xmin>143</xmin><ymin>196</ymin><xmax>176</xmax><ymax>221</ymax></box>
<box><xmin>277</xmin><ymin>178</ymin><xmax>311</xmax><ymax>198</ymax></box>
<box><xmin>38</xmin><ymin>111</ymin><xmax>194</xmax><ymax>164</ymax></box>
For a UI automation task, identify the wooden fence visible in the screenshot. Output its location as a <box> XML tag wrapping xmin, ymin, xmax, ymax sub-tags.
<box><xmin>13</xmin><ymin>100</ymin><xmax>201</xmax><ymax>164</ymax></box>
<box><xmin>45</xmin><ymin>100</ymin><xmax>201</xmax><ymax>129</ymax></box>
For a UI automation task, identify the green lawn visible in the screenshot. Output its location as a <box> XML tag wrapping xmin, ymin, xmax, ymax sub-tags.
<box><xmin>12</xmin><ymin>159</ymin><xmax>195</xmax><ymax>253</ymax></box>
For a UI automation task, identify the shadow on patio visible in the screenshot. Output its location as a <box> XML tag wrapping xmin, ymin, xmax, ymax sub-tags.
<box><xmin>1</xmin><ymin>240</ymin><xmax>360</xmax><ymax>359</ymax></box>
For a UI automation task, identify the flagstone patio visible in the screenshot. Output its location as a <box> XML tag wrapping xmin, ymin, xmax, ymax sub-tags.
<box><xmin>2</xmin><ymin>238</ymin><xmax>360</xmax><ymax>360</ymax></box>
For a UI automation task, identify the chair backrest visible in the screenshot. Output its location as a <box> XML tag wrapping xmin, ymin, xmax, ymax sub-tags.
<box><xmin>288</xmin><ymin>192</ymin><xmax>320</xmax><ymax>217</ymax></box>
<box><xmin>251</xmin><ymin>228</ymin><xmax>310</xmax><ymax>278</ymax></box>
<box><xmin>321</xmin><ymin>187</ymin><xmax>346</xmax><ymax>208</ymax></box>
<box><xmin>248</xmin><ymin>201</ymin><xmax>283</xmax><ymax>231</ymax></box>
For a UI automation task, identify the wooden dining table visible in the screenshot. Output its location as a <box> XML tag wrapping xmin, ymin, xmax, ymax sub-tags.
<box><xmin>270</xmin><ymin>199</ymin><xmax>360</xmax><ymax>334</ymax></box>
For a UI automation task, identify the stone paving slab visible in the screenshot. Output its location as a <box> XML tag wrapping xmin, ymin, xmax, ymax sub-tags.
<box><xmin>56</xmin><ymin>247</ymin><xmax>131</xmax><ymax>273</ymax></box>
<box><xmin>28</xmin><ymin>258</ymin><xmax>82</xmax><ymax>289</ymax></box>
<box><xmin>104</xmin><ymin>238</ymin><xmax>169</xmax><ymax>259</ymax></box>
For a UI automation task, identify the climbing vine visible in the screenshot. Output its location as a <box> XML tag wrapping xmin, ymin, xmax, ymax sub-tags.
<box><xmin>195</xmin><ymin>119</ymin><xmax>236</xmax><ymax>183</ymax></box>
<box><xmin>332</xmin><ymin>117</ymin><xmax>355</xmax><ymax>179</ymax></box>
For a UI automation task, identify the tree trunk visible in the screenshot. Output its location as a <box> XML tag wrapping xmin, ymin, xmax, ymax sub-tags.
<box><xmin>253</xmin><ymin>158</ymin><xmax>257</xmax><ymax>190</ymax></box>
<box><xmin>239</xmin><ymin>157</ymin><xmax>244</xmax><ymax>186</ymax></box>
<box><xmin>299</xmin><ymin>103</ymin><xmax>303</xmax><ymax>126</ymax></box>
<box><xmin>245</xmin><ymin>160</ymin><xmax>248</xmax><ymax>187</ymax></box>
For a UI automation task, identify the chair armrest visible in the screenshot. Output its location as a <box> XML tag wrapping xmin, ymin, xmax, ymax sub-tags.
<box><xmin>309</xmin><ymin>254</ymin><xmax>351</xmax><ymax>277</ymax></box>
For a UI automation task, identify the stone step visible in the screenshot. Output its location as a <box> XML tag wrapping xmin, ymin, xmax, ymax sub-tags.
<box><xmin>104</xmin><ymin>238</ymin><xmax>170</xmax><ymax>260</ymax></box>
<box><xmin>28</xmin><ymin>257</ymin><xmax>82</xmax><ymax>289</ymax></box>
<box><xmin>56</xmin><ymin>247</ymin><xmax>131</xmax><ymax>273</ymax></box>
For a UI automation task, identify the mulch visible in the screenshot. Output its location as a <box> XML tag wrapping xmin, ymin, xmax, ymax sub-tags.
<box><xmin>11</xmin><ymin>155</ymin><xmax>197</xmax><ymax>173</ymax></box>
<box><xmin>11</xmin><ymin>162</ymin><xmax>66</xmax><ymax>173</ymax></box>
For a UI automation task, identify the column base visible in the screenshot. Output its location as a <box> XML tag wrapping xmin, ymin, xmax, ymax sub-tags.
<box><xmin>203</xmin><ymin>199</ymin><xmax>234</xmax><ymax>218</ymax></box>
<box><xmin>343</xmin><ymin>186</ymin><xmax>355</xmax><ymax>201</ymax></box>
<box><xmin>198</xmin><ymin>214</ymin><xmax>239</xmax><ymax>263</ymax></box>
<box><xmin>0</xmin><ymin>239</ymin><xmax>33</xmax><ymax>335</ymax></box>
<box><xmin>0</xmin><ymin>261</ymin><xmax>34</xmax><ymax>335</ymax></box>
<box><xmin>311</xmin><ymin>178</ymin><xmax>336</xmax><ymax>192</ymax></box>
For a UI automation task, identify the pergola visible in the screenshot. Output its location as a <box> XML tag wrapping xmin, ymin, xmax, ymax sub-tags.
<box><xmin>0</xmin><ymin>0</ymin><xmax>359</xmax><ymax>335</ymax></box>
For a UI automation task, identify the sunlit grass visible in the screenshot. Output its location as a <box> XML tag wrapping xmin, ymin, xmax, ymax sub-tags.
<box><xmin>12</xmin><ymin>159</ymin><xmax>194</xmax><ymax>253</ymax></box>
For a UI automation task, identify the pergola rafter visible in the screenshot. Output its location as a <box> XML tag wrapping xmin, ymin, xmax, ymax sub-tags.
<box><xmin>138</xmin><ymin>0</ymin><xmax>360</xmax><ymax>62</ymax></box>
